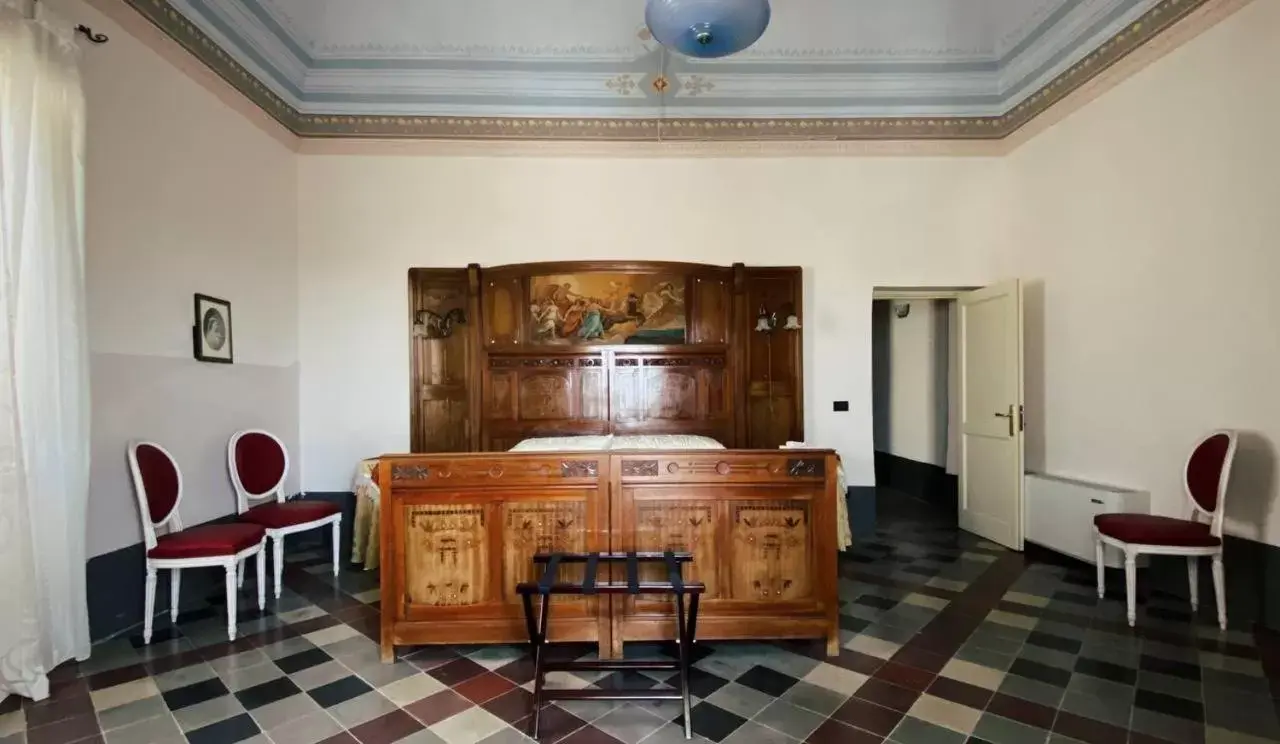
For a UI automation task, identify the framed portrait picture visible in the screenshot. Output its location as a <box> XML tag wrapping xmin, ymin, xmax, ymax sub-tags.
<box><xmin>193</xmin><ymin>293</ymin><xmax>233</xmax><ymax>363</ymax></box>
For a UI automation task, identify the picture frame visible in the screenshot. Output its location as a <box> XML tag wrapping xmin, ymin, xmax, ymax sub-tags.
<box><xmin>528</xmin><ymin>272</ymin><xmax>687</xmax><ymax>345</ymax></box>
<box><xmin>192</xmin><ymin>293</ymin><xmax>233</xmax><ymax>363</ymax></box>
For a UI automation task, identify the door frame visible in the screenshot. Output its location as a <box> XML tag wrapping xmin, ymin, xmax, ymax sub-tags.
<box><xmin>872</xmin><ymin>287</ymin><xmax>979</xmax><ymax>301</ymax></box>
<box><xmin>873</xmin><ymin>284</ymin><xmax>1027</xmax><ymax>549</ymax></box>
<box><xmin>870</xmin><ymin>286</ymin><xmax>977</xmax><ymax>514</ymax></box>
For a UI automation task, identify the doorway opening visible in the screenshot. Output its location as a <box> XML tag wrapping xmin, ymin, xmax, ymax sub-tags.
<box><xmin>871</xmin><ymin>297</ymin><xmax>959</xmax><ymax>519</ymax></box>
<box><xmin>871</xmin><ymin>283</ymin><xmax>1026</xmax><ymax>550</ymax></box>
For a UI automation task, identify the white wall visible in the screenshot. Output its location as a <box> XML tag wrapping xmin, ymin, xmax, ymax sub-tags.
<box><xmin>1008</xmin><ymin>0</ymin><xmax>1280</xmax><ymax>543</ymax></box>
<box><xmin>297</xmin><ymin>156</ymin><xmax>1007</xmax><ymax>491</ymax></box>
<box><xmin>871</xmin><ymin>300</ymin><xmax>952</xmax><ymax>467</ymax></box>
<box><xmin>48</xmin><ymin>0</ymin><xmax>301</xmax><ymax>557</ymax></box>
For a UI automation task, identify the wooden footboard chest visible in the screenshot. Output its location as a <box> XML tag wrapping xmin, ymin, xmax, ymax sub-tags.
<box><xmin>377</xmin><ymin>449</ymin><xmax>841</xmax><ymax>661</ymax></box>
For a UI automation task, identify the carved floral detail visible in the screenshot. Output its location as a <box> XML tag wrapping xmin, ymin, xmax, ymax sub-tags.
<box><xmin>491</xmin><ymin>356</ymin><xmax>602</xmax><ymax>368</ymax></box>
<box><xmin>605</xmin><ymin>75</ymin><xmax>637</xmax><ymax>95</ymax></box>
<box><xmin>560</xmin><ymin>460</ymin><xmax>599</xmax><ymax>478</ymax></box>
<box><xmin>622</xmin><ymin>460</ymin><xmax>659</xmax><ymax>477</ymax></box>
<box><xmin>393</xmin><ymin>465</ymin><xmax>430</xmax><ymax>480</ymax></box>
<box><xmin>787</xmin><ymin>458</ymin><xmax>825</xmax><ymax>477</ymax></box>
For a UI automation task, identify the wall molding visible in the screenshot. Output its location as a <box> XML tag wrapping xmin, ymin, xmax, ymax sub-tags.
<box><xmin>94</xmin><ymin>0</ymin><xmax>1248</xmax><ymax>146</ymax></box>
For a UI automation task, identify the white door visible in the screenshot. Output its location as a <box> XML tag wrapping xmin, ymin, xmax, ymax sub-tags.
<box><xmin>958</xmin><ymin>280</ymin><xmax>1024</xmax><ymax>549</ymax></box>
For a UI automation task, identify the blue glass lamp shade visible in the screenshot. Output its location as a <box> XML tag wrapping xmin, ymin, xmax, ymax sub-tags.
<box><xmin>644</xmin><ymin>0</ymin><xmax>771</xmax><ymax>59</ymax></box>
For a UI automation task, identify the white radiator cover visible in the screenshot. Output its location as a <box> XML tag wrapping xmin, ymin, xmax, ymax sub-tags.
<box><xmin>1025</xmin><ymin>473</ymin><xmax>1151</xmax><ymax>568</ymax></box>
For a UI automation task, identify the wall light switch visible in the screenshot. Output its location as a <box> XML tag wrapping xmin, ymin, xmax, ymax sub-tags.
<box><xmin>833</xmin><ymin>401</ymin><xmax>849</xmax><ymax>412</ymax></box>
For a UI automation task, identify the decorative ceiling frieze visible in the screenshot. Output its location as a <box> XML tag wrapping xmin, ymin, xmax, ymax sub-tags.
<box><xmin>118</xmin><ymin>0</ymin><xmax>1215</xmax><ymax>140</ymax></box>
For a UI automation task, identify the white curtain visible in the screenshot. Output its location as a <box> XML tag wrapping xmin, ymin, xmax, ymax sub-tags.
<box><xmin>0</xmin><ymin>0</ymin><xmax>91</xmax><ymax>701</ymax></box>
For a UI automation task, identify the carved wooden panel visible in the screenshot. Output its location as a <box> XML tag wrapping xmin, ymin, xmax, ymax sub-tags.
<box><xmin>580</xmin><ymin>368</ymin><xmax>605</xmax><ymax>420</ymax></box>
<box><xmin>645</xmin><ymin>368</ymin><xmax>697</xmax><ymax>420</ymax></box>
<box><xmin>633</xmin><ymin>499</ymin><xmax>720</xmax><ymax>598</ymax></box>
<box><xmin>484</xmin><ymin>274</ymin><xmax>524</xmax><ymax>346</ymax></box>
<box><xmin>743</xmin><ymin>268</ymin><xmax>803</xmax><ymax>449</ymax></box>
<box><xmin>403</xmin><ymin>504</ymin><xmax>489</xmax><ymax>607</ymax></box>
<box><xmin>488</xmin><ymin>371</ymin><xmax>517</xmax><ymax>420</ymax></box>
<box><xmin>409</xmin><ymin>269</ymin><xmax>472</xmax><ymax>453</ymax></box>
<box><xmin>503</xmin><ymin>501</ymin><xmax>589</xmax><ymax>603</ymax></box>
<box><xmin>730</xmin><ymin>501</ymin><xmax>812</xmax><ymax>602</ymax></box>
<box><xmin>519</xmin><ymin>372</ymin><xmax>574</xmax><ymax>420</ymax></box>
<box><xmin>691</xmin><ymin>274</ymin><xmax>731</xmax><ymax>345</ymax></box>
<box><xmin>612</xmin><ymin>364</ymin><xmax>643</xmax><ymax>423</ymax></box>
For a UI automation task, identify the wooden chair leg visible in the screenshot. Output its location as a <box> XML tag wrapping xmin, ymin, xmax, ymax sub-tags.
<box><xmin>1187</xmin><ymin>557</ymin><xmax>1199</xmax><ymax>611</ymax></box>
<box><xmin>1212</xmin><ymin>553</ymin><xmax>1227</xmax><ymax>630</ymax></box>
<box><xmin>144</xmin><ymin>566</ymin><xmax>157</xmax><ymax>644</ymax></box>
<box><xmin>1124</xmin><ymin>548</ymin><xmax>1137</xmax><ymax>628</ymax></box>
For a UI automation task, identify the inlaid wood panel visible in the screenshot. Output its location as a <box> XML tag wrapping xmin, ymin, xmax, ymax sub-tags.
<box><xmin>729</xmin><ymin>500</ymin><xmax>813</xmax><ymax>602</ymax></box>
<box><xmin>402</xmin><ymin>504</ymin><xmax>489</xmax><ymax>607</ymax></box>
<box><xmin>691</xmin><ymin>273</ymin><xmax>731</xmax><ymax>345</ymax></box>
<box><xmin>631</xmin><ymin>497</ymin><xmax>720</xmax><ymax>599</ymax></box>
<box><xmin>484</xmin><ymin>274</ymin><xmax>524</xmax><ymax>347</ymax></box>
<box><xmin>503</xmin><ymin>500</ymin><xmax>588</xmax><ymax>604</ymax></box>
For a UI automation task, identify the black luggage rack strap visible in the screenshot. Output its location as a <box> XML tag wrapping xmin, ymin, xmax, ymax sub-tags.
<box><xmin>516</xmin><ymin>551</ymin><xmax>704</xmax><ymax>741</ymax></box>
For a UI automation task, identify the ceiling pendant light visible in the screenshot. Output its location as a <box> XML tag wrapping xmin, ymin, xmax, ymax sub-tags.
<box><xmin>644</xmin><ymin>0</ymin><xmax>771</xmax><ymax>59</ymax></box>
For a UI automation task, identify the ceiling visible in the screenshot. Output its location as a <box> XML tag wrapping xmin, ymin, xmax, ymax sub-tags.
<box><xmin>126</xmin><ymin>0</ymin><xmax>1205</xmax><ymax>139</ymax></box>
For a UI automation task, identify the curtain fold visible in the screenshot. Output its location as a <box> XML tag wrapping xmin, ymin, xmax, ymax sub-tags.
<box><xmin>0</xmin><ymin>0</ymin><xmax>91</xmax><ymax>701</ymax></box>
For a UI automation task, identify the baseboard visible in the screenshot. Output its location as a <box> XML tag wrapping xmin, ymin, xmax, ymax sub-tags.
<box><xmin>874</xmin><ymin>451</ymin><xmax>957</xmax><ymax>513</ymax></box>
<box><xmin>86</xmin><ymin>492</ymin><xmax>354</xmax><ymax>643</ymax></box>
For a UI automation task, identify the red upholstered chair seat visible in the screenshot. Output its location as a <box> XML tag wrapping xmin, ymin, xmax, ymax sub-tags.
<box><xmin>1094</xmin><ymin>514</ymin><xmax>1220</xmax><ymax>547</ymax></box>
<box><xmin>147</xmin><ymin>523</ymin><xmax>266</xmax><ymax>559</ymax></box>
<box><xmin>240</xmin><ymin>500</ymin><xmax>340</xmax><ymax>530</ymax></box>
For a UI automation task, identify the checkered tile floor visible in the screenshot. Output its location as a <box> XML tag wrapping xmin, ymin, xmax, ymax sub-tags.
<box><xmin>6</xmin><ymin>496</ymin><xmax>1280</xmax><ymax>744</ymax></box>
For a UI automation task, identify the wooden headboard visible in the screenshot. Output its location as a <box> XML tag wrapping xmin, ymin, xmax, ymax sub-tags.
<box><xmin>408</xmin><ymin>261</ymin><xmax>803</xmax><ymax>452</ymax></box>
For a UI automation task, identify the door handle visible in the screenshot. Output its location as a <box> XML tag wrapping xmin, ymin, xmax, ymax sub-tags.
<box><xmin>994</xmin><ymin>405</ymin><xmax>1014</xmax><ymax>436</ymax></box>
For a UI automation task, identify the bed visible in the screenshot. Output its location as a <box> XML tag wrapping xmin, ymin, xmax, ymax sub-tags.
<box><xmin>375</xmin><ymin>434</ymin><xmax>846</xmax><ymax>661</ymax></box>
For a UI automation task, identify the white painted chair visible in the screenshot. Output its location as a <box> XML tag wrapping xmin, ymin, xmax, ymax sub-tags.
<box><xmin>228</xmin><ymin>429</ymin><xmax>341</xmax><ymax>599</ymax></box>
<box><xmin>1094</xmin><ymin>430</ymin><xmax>1238</xmax><ymax>629</ymax></box>
<box><xmin>128</xmin><ymin>441</ymin><xmax>266</xmax><ymax>643</ymax></box>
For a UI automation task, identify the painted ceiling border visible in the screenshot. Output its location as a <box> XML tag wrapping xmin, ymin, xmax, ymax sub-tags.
<box><xmin>112</xmin><ymin>0</ymin><xmax>1225</xmax><ymax>141</ymax></box>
